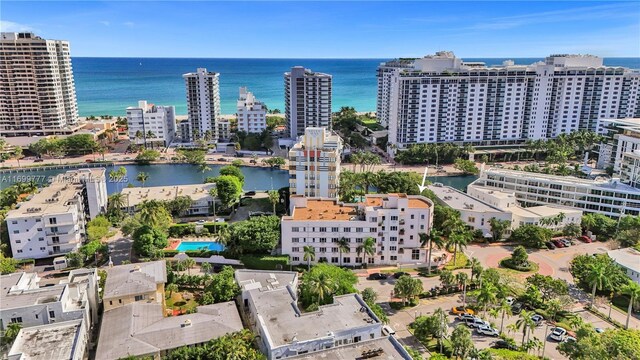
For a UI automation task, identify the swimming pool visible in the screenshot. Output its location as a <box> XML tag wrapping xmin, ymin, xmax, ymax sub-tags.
<box><xmin>175</xmin><ymin>241</ymin><xmax>225</xmax><ymax>252</ymax></box>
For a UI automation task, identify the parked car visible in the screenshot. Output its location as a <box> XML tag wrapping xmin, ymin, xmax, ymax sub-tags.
<box><xmin>466</xmin><ymin>317</ymin><xmax>489</xmax><ymax>329</ymax></box>
<box><xmin>578</xmin><ymin>235</ymin><xmax>592</xmax><ymax>243</ymax></box>
<box><xmin>595</xmin><ymin>327</ymin><xmax>605</xmax><ymax>334</ymax></box>
<box><xmin>451</xmin><ymin>307</ymin><xmax>475</xmax><ymax>316</ymax></box>
<box><xmin>552</xmin><ymin>239</ymin><xmax>565</xmax><ymax>248</ymax></box>
<box><xmin>531</xmin><ymin>314</ymin><xmax>544</xmax><ymax>325</ymax></box>
<box><xmin>34</xmin><ymin>158</ymin><xmax>44</xmax><ymax>162</ymax></box>
<box><xmin>545</xmin><ymin>241</ymin><xmax>556</xmax><ymax>250</ymax></box>
<box><xmin>393</xmin><ymin>272</ymin><xmax>410</xmax><ymax>279</ymax></box>
<box><xmin>382</xmin><ymin>325</ymin><xmax>396</xmax><ymax>336</ymax></box>
<box><xmin>244</xmin><ymin>191</ymin><xmax>257</xmax><ymax>196</ymax></box>
<box><xmin>550</xmin><ymin>327</ymin><xmax>567</xmax><ymax>341</ymax></box>
<box><xmin>476</xmin><ymin>325</ymin><xmax>500</xmax><ymax>337</ymax></box>
<box><xmin>505</xmin><ymin>296</ymin><xmax>515</xmax><ymax>305</ymax></box>
<box><xmin>492</xmin><ymin>340</ymin><xmax>517</xmax><ymax>350</ymax></box>
<box><xmin>511</xmin><ymin>302</ymin><xmax>523</xmax><ymax>315</ymax></box>
<box><xmin>564</xmin><ymin>336</ymin><xmax>577</xmax><ymax>343</ymax></box>
<box><xmin>367</xmin><ymin>273</ymin><xmax>388</xmax><ymax>280</ymax></box>
<box><xmin>561</xmin><ymin>239</ymin><xmax>572</xmax><ymax>247</ymax></box>
<box><xmin>218</xmin><ymin>158</ymin><xmax>227</xmax><ymax>162</ymax></box>
<box><xmin>458</xmin><ymin>314</ymin><xmax>476</xmax><ymax>322</ymax></box>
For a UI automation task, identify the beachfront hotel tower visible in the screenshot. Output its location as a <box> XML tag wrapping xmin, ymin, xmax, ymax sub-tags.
<box><xmin>0</xmin><ymin>32</ymin><xmax>79</xmax><ymax>137</ymax></box>
<box><xmin>284</xmin><ymin>66</ymin><xmax>332</xmax><ymax>138</ymax></box>
<box><xmin>182</xmin><ymin>68</ymin><xmax>222</xmax><ymax>142</ymax></box>
<box><xmin>377</xmin><ymin>51</ymin><xmax>640</xmax><ymax>157</ymax></box>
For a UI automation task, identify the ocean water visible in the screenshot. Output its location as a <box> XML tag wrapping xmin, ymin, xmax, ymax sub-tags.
<box><xmin>73</xmin><ymin>57</ymin><xmax>640</xmax><ymax>117</ymax></box>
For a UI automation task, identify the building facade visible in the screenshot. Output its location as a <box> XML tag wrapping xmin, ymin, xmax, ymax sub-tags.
<box><xmin>237</xmin><ymin>87</ymin><xmax>267</xmax><ymax>133</ymax></box>
<box><xmin>5</xmin><ymin>169</ymin><xmax>107</xmax><ymax>259</ymax></box>
<box><xmin>126</xmin><ymin>100</ymin><xmax>176</xmax><ymax>147</ymax></box>
<box><xmin>607</xmin><ymin>248</ymin><xmax>640</xmax><ymax>285</ymax></box>
<box><xmin>597</xmin><ymin>118</ymin><xmax>640</xmax><ymax>174</ymax></box>
<box><xmin>183</xmin><ymin>68</ymin><xmax>221</xmax><ymax>142</ymax></box>
<box><xmin>379</xmin><ymin>52</ymin><xmax>640</xmax><ymax>156</ymax></box>
<box><xmin>0</xmin><ymin>32</ymin><xmax>79</xmax><ymax>137</ymax></box>
<box><xmin>470</xmin><ymin>167</ymin><xmax>640</xmax><ymax>218</ymax></box>
<box><xmin>102</xmin><ymin>261</ymin><xmax>166</xmax><ymax>312</ymax></box>
<box><xmin>284</xmin><ymin>66</ymin><xmax>332</xmax><ymax>138</ymax></box>
<box><xmin>281</xmin><ymin>194</ymin><xmax>434</xmax><ymax>266</ymax></box>
<box><xmin>288</xmin><ymin>127</ymin><xmax>342</xmax><ymax>198</ymax></box>
<box><xmin>620</xmin><ymin>150</ymin><xmax>640</xmax><ymax>189</ymax></box>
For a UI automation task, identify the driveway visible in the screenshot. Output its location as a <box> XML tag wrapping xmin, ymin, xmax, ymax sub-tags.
<box><xmin>104</xmin><ymin>230</ymin><xmax>132</xmax><ymax>266</ymax></box>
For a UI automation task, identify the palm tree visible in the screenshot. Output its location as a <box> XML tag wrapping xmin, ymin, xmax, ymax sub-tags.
<box><xmin>337</xmin><ymin>237</ymin><xmax>350</xmax><ymax>267</ymax></box>
<box><xmin>13</xmin><ymin>147</ymin><xmax>23</xmax><ymax>167</ymax></box>
<box><xmin>108</xmin><ymin>193</ymin><xmax>126</xmax><ymax>213</ymax></box>
<box><xmin>447</xmin><ymin>229</ymin><xmax>470</xmax><ymax>268</ymax></box>
<box><xmin>166</xmin><ymin>283</ymin><xmax>179</xmax><ymax>297</ymax></box>
<box><xmin>470</xmin><ymin>257</ymin><xmax>483</xmax><ymax>282</ymax></box>
<box><xmin>136</xmin><ymin>172</ymin><xmax>149</xmax><ymax>188</ymax></box>
<box><xmin>620</xmin><ymin>281</ymin><xmax>640</xmax><ymax>329</ymax></box>
<box><xmin>309</xmin><ymin>272</ymin><xmax>335</xmax><ymax>304</ymax></box>
<box><xmin>359</xmin><ymin>237</ymin><xmax>376</xmax><ymax>267</ymax></box>
<box><xmin>456</xmin><ymin>272</ymin><xmax>469</xmax><ymax>307</ymax></box>
<box><xmin>515</xmin><ymin>310</ymin><xmax>537</xmax><ymax>346</ymax></box>
<box><xmin>586</xmin><ymin>261</ymin><xmax>612</xmax><ymax>307</ymax></box>
<box><xmin>217</xmin><ymin>226</ymin><xmax>231</xmax><ymax>245</ymax></box>
<box><xmin>496</xmin><ymin>299</ymin><xmax>512</xmax><ymax>334</ymax></box>
<box><xmin>139</xmin><ymin>201</ymin><xmax>168</xmax><ymax>228</ymax></box>
<box><xmin>421</xmin><ymin>230</ymin><xmax>444</xmax><ymax>275</ymax></box>
<box><xmin>477</xmin><ymin>282</ymin><xmax>498</xmax><ymax>317</ymax></box>
<box><xmin>198</xmin><ymin>162</ymin><xmax>211</xmax><ymax>182</ymax></box>
<box><xmin>182</xmin><ymin>258</ymin><xmax>196</xmax><ymax>275</ymax></box>
<box><xmin>267</xmin><ymin>190</ymin><xmax>279</xmax><ymax>214</ymax></box>
<box><xmin>200</xmin><ymin>262</ymin><xmax>212</xmax><ymax>274</ymax></box>
<box><xmin>433</xmin><ymin>307</ymin><xmax>449</xmax><ymax>354</ymax></box>
<box><xmin>3</xmin><ymin>322</ymin><xmax>22</xmax><ymax>344</ymax></box>
<box><xmin>209</xmin><ymin>187</ymin><xmax>218</xmax><ymax>217</ymax></box>
<box><xmin>303</xmin><ymin>246</ymin><xmax>316</xmax><ymax>271</ymax></box>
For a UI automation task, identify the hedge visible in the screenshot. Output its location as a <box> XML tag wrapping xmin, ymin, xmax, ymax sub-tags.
<box><xmin>240</xmin><ymin>254</ymin><xmax>289</xmax><ymax>270</ymax></box>
<box><xmin>500</xmin><ymin>258</ymin><xmax>539</xmax><ymax>272</ymax></box>
<box><xmin>168</xmin><ymin>222</ymin><xmax>228</xmax><ymax>238</ymax></box>
<box><xmin>163</xmin><ymin>249</ymin><xmax>227</xmax><ymax>258</ymax></box>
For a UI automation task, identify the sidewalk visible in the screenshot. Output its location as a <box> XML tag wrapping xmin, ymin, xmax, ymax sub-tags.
<box><xmin>591</xmin><ymin>301</ymin><xmax>640</xmax><ymax>329</ymax></box>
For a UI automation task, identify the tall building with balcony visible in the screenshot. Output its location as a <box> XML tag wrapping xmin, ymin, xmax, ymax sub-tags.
<box><xmin>182</xmin><ymin>68</ymin><xmax>221</xmax><ymax>142</ymax></box>
<box><xmin>597</xmin><ymin>118</ymin><xmax>640</xmax><ymax>171</ymax></box>
<box><xmin>0</xmin><ymin>32</ymin><xmax>79</xmax><ymax>137</ymax></box>
<box><xmin>284</xmin><ymin>66</ymin><xmax>332</xmax><ymax>138</ymax></box>
<box><xmin>378</xmin><ymin>51</ymin><xmax>640</xmax><ymax>157</ymax></box>
<box><xmin>236</xmin><ymin>87</ymin><xmax>267</xmax><ymax>134</ymax></box>
<box><xmin>281</xmin><ymin>194</ymin><xmax>434</xmax><ymax>266</ymax></box>
<box><xmin>126</xmin><ymin>100</ymin><xmax>176</xmax><ymax>147</ymax></box>
<box><xmin>288</xmin><ymin>127</ymin><xmax>342</xmax><ymax>198</ymax></box>
<box><xmin>5</xmin><ymin>169</ymin><xmax>107</xmax><ymax>259</ymax></box>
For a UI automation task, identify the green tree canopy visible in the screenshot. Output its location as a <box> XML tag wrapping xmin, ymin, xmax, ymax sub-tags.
<box><xmin>132</xmin><ymin>225</ymin><xmax>168</xmax><ymax>257</ymax></box>
<box><xmin>209</xmin><ymin>175</ymin><xmax>242</xmax><ymax>209</ymax></box>
<box><xmin>227</xmin><ymin>215</ymin><xmax>280</xmax><ymax>255</ymax></box>
<box><xmin>509</xmin><ymin>224</ymin><xmax>553</xmax><ymax>248</ymax></box>
<box><xmin>299</xmin><ymin>264</ymin><xmax>358</xmax><ymax>308</ymax></box>
<box><xmin>219</xmin><ymin>165</ymin><xmax>245</xmax><ymax>185</ymax></box>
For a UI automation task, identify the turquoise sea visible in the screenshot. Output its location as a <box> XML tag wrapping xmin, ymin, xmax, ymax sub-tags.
<box><xmin>73</xmin><ymin>57</ymin><xmax>640</xmax><ymax>117</ymax></box>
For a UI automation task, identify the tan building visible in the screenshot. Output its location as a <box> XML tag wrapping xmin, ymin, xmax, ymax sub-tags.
<box><xmin>288</xmin><ymin>127</ymin><xmax>342</xmax><ymax>198</ymax></box>
<box><xmin>102</xmin><ymin>261</ymin><xmax>166</xmax><ymax>311</ymax></box>
<box><xmin>0</xmin><ymin>32</ymin><xmax>79</xmax><ymax>137</ymax></box>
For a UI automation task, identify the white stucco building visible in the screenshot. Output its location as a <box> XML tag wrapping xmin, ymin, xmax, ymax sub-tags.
<box><xmin>607</xmin><ymin>248</ymin><xmax>640</xmax><ymax>284</ymax></box>
<box><xmin>281</xmin><ymin>194</ymin><xmax>434</xmax><ymax>266</ymax></box>
<box><xmin>126</xmin><ymin>100</ymin><xmax>176</xmax><ymax>147</ymax></box>
<box><xmin>7</xmin><ymin>319</ymin><xmax>88</xmax><ymax>360</ymax></box>
<box><xmin>0</xmin><ymin>32</ymin><xmax>79</xmax><ymax>137</ymax></box>
<box><xmin>288</xmin><ymin>127</ymin><xmax>342</xmax><ymax>198</ymax></box>
<box><xmin>284</xmin><ymin>66</ymin><xmax>332</xmax><ymax>138</ymax></box>
<box><xmin>183</xmin><ymin>68</ymin><xmax>222</xmax><ymax>142</ymax></box>
<box><xmin>120</xmin><ymin>183</ymin><xmax>216</xmax><ymax>216</ymax></box>
<box><xmin>5</xmin><ymin>169</ymin><xmax>107</xmax><ymax>259</ymax></box>
<box><xmin>469</xmin><ymin>167</ymin><xmax>640</xmax><ymax>218</ymax></box>
<box><xmin>237</xmin><ymin>87</ymin><xmax>267</xmax><ymax>134</ymax></box>
<box><xmin>378</xmin><ymin>52</ymin><xmax>640</xmax><ymax>156</ymax></box>
<box><xmin>234</xmin><ymin>270</ymin><xmax>411</xmax><ymax>359</ymax></box>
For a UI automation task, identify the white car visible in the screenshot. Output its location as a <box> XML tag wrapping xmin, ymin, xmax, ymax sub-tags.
<box><xmin>564</xmin><ymin>336</ymin><xmax>576</xmax><ymax>343</ymax></box>
<box><xmin>466</xmin><ymin>317</ymin><xmax>489</xmax><ymax>329</ymax></box>
<box><xmin>505</xmin><ymin>296</ymin><xmax>515</xmax><ymax>305</ymax></box>
<box><xmin>382</xmin><ymin>325</ymin><xmax>396</xmax><ymax>336</ymax></box>
<box><xmin>476</xmin><ymin>325</ymin><xmax>499</xmax><ymax>337</ymax></box>
<box><xmin>531</xmin><ymin>314</ymin><xmax>544</xmax><ymax>325</ymax></box>
<box><xmin>550</xmin><ymin>327</ymin><xmax>567</xmax><ymax>341</ymax></box>
<box><xmin>458</xmin><ymin>314</ymin><xmax>476</xmax><ymax>322</ymax></box>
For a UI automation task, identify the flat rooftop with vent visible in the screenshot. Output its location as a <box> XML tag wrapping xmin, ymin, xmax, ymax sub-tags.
<box><xmin>120</xmin><ymin>183</ymin><xmax>215</xmax><ymax>215</ymax></box>
<box><xmin>289</xmin><ymin>336</ymin><xmax>412</xmax><ymax>360</ymax></box>
<box><xmin>8</xmin><ymin>319</ymin><xmax>87</xmax><ymax>360</ymax></box>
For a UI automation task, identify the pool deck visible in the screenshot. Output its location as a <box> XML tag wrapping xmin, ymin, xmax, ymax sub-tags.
<box><xmin>165</xmin><ymin>239</ymin><xmax>224</xmax><ymax>252</ymax></box>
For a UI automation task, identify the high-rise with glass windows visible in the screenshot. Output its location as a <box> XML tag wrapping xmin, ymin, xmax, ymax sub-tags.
<box><xmin>284</xmin><ymin>66</ymin><xmax>332</xmax><ymax>138</ymax></box>
<box><xmin>182</xmin><ymin>68</ymin><xmax>221</xmax><ymax>142</ymax></box>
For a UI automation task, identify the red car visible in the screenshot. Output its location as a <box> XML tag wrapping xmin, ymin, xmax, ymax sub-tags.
<box><xmin>578</xmin><ymin>235</ymin><xmax>592</xmax><ymax>243</ymax></box>
<box><xmin>552</xmin><ymin>239</ymin><xmax>565</xmax><ymax>248</ymax></box>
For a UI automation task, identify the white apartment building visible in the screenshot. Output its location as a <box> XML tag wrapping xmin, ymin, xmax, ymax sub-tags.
<box><xmin>470</xmin><ymin>167</ymin><xmax>640</xmax><ymax>218</ymax></box>
<box><xmin>284</xmin><ymin>66</ymin><xmax>332</xmax><ymax>138</ymax></box>
<box><xmin>607</xmin><ymin>248</ymin><xmax>640</xmax><ymax>285</ymax></box>
<box><xmin>126</xmin><ymin>100</ymin><xmax>176</xmax><ymax>147</ymax></box>
<box><xmin>597</xmin><ymin>118</ymin><xmax>640</xmax><ymax>172</ymax></box>
<box><xmin>120</xmin><ymin>183</ymin><xmax>216</xmax><ymax>216</ymax></box>
<box><xmin>5</xmin><ymin>169</ymin><xmax>108</xmax><ymax>259</ymax></box>
<box><xmin>0</xmin><ymin>269</ymin><xmax>99</xmax><ymax>331</ymax></box>
<box><xmin>620</xmin><ymin>150</ymin><xmax>640</xmax><ymax>189</ymax></box>
<box><xmin>237</xmin><ymin>87</ymin><xmax>267</xmax><ymax>133</ymax></box>
<box><xmin>183</xmin><ymin>68</ymin><xmax>221</xmax><ymax>142</ymax></box>
<box><xmin>288</xmin><ymin>127</ymin><xmax>342</xmax><ymax>198</ymax></box>
<box><xmin>376</xmin><ymin>58</ymin><xmax>415</xmax><ymax>128</ymax></box>
<box><xmin>281</xmin><ymin>194</ymin><xmax>434</xmax><ymax>266</ymax></box>
<box><xmin>379</xmin><ymin>52</ymin><xmax>640</xmax><ymax>156</ymax></box>
<box><xmin>234</xmin><ymin>270</ymin><xmax>411</xmax><ymax>360</ymax></box>
<box><xmin>8</xmin><ymin>319</ymin><xmax>88</xmax><ymax>360</ymax></box>
<box><xmin>0</xmin><ymin>32</ymin><xmax>79</xmax><ymax>137</ymax></box>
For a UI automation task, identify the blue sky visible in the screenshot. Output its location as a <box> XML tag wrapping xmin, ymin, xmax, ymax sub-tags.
<box><xmin>2</xmin><ymin>1</ymin><xmax>639</xmax><ymax>58</ymax></box>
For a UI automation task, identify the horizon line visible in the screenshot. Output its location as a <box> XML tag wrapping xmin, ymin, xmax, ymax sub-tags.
<box><xmin>72</xmin><ymin>56</ymin><xmax>640</xmax><ymax>60</ymax></box>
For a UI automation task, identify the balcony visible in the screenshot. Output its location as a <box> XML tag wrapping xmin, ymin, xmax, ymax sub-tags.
<box><xmin>399</xmin><ymin>229</ymin><xmax>405</xmax><ymax>235</ymax></box>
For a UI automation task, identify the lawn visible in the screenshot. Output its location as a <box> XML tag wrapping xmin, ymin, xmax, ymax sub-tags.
<box><xmin>359</xmin><ymin>118</ymin><xmax>384</xmax><ymax>131</ymax></box>
<box><xmin>165</xmin><ymin>290</ymin><xmax>199</xmax><ymax>315</ymax></box>
<box><xmin>444</xmin><ymin>252</ymin><xmax>469</xmax><ymax>270</ymax></box>
<box><xmin>240</xmin><ymin>254</ymin><xmax>289</xmax><ymax>270</ymax></box>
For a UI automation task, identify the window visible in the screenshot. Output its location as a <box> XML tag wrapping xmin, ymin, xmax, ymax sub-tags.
<box><xmin>331</xmin><ymin>227</ymin><xmax>339</xmax><ymax>232</ymax></box>
<box><xmin>49</xmin><ymin>218</ymin><xmax>57</xmax><ymax>225</ymax></box>
<box><xmin>292</xmin><ymin>256</ymin><xmax>299</xmax><ymax>262</ymax></box>
<box><xmin>390</xmin><ymin>216</ymin><xmax>398</xmax><ymax>221</ymax></box>
<box><xmin>292</xmin><ymin>227</ymin><xmax>300</xmax><ymax>232</ymax></box>
<box><xmin>292</xmin><ymin>238</ymin><xmax>299</xmax><ymax>243</ymax></box>
<box><xmin>343</xmin><ymin>257</ymin><xmax>351</xmax><ymax>263</ymax></box>
<box><xmin>331</xmin><ymin>257</ymin><xmax>339</xmax><ymax>263</ymax></box>
<box><xmin>390</xmin><ymin>256</ymin><xmax>397</xmax><ymax>261</ymax></box>
<box><xmin>343</xmin><ymin>227</ymin><xmax>351</xmax><ymax>232</ymax></box>
<box><xmin>390</xmin><ymin>246</ymin><xmax>397</xmax><ymax>251</ymax></box>
<box><xmin>48</xmin><ymin>310</ymin><xmax>55</xmax><ymax>318</ymax></box>
<box><xmin>356</xmin><ymin>227</ymin><xmax>363</xmax><ymax>233</ymax></box>
<box><xmin>134</xmin><ymin>295</ymin><xmax>144</xmax><ymax>301</ymax></box>
<box><xmin>356</xmin><ymin>238</ymin><xmax>363</xmax><ymax>243</ymax></box>
<box><xmin>292</xmin><ymin>247</ymin><xmax>300</xmax><ymax>252</ymax></box>
<box><xmin>412</xmin><ymin>249</ymin><xmax>420</xmax><ymax>260</ymax></box>
<box><xmin>10</xmin><ymin>317</ymin><xmax>22</xmax><ymax>323</ymax></box>
<box><xmin>319</xmin><ymin>227</ymin><xmax>327</xmax><ymax>232</ymax></box>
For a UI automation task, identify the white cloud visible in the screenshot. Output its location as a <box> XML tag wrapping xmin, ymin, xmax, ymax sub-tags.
<box><xmin>0</xmin><ymin>20</ymin><xmax>35</xmax><ymax>32</ymax></box>
<box><xmin>123</xmin><ymin>21</ymin><xmax>135</xmax><ymax>28</ymax></box>
<box><xmin>99</xmin><ymin>21</ymin><xmax>110</xmax><ymax>26</ymax></box>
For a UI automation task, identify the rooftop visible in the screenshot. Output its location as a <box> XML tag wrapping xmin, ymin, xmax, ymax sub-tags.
<box><xmin>608</xmin><ymin>248</ymin><xmax>640</xmax><ymax>272</ymax></box>
<box><xmin>289</xmin><ymin>336</ymin><xmax>412</xmax><ymax>360</ymax></box>
<box><xmin>95</xmin><ymin>302</ymin><xmax>243</xmax><ymax>360</ymax></box>
<box><xmin>5</xmin><ymin>168</ymin><xmax>106</xmax><ymax>219</ymax></box>
<box><xmin>121</xmin><ymin>183</ymin><xmax>215</xmax><ymax>207</ymax></box>
<box><xmin>8</xmin><ymin>320</ymin><xmax>84</xmax><ymax>360</ymax></box>
<box><xmin>103</xmin><ymin>261</ymin><xmax>166</xmax><ymax>300</ymax></box>
<box><xmin>1</xmin><ymin>272</ymin><xmax>66</xmax><ymax>310</ymax></box>
<box><xmin>235</xmin><ymin>270</ymin><xmax>297</xmax><ymax>292</ymax></box>
<box><xmin>428</xmin><ymin>184</ymin><xmax>505</xmax><ymax>213</ymax></box>
<box><xmin>290</xmin><ymin>199</ymin><xmax>358</xmax><ymax>221</ymax></box>
<box><xmin>250</xmin><ymin>288</ymin><xmax>378</xmax><ymax>348</ymax></box>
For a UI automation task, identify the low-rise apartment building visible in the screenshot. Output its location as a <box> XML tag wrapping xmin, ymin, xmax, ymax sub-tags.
<box><xmin>237</xmin><ymin>87</ymin><xmax>267</xmax><ymax>133</ymax></box>
<box><xmin>607</xmin><ymin>248</ymin><xmax>640</xmax><ymax>285</ymax></box>
<box><xmin>126</xmin><ymin>100</ymin><xmax>176</xmax><ymax>147</ymax></box>
<box><xmin>469</xmin><ymin>167</ymin><xmax>640</xmax><ymax>218</ymax></box>
<box><xmin>102</xmin><ymin>260</ymin><xmax>166</xmax><ymax>312</ymax></box>
<box><xmin>288</xmin><ymin>127</ymin><xmax>343</xmax><ymax>198</ymax></box>
<box><xmin>235</xmin><ymin>270</ymin><xmax>411</xmax><ymax>359</ymax></box>
<box><xmin>8</xmin><ymin>319</ymin><xmax>88</xmax><ymax>360</ymax></box>
<box><xmin>620</xmin><ymin>150</ymin><xmax>640</xmax><ymax>189</ymax></box>
<box><xmin>5</xmin><ymin>168</ymin><xmax>107</xmax><ymax>259</ymax></box>
<box><xmin>281</xmin><ymin>194</ymin><xmax>434</xmax><ymax>266</ymax></box>
<box><xmin>597</xmin><ymin>118</ymin><xmax>640</xmax><ymax>172</ymax></box>
<box><xmin>0</xmin><ymin>269</ymin><xmax>98</xmax><ymax>331</ymax></box>
<box><xmin>120</xmin><ymin>183</ymin><xmax>215</xmax><ymax>216</ymax></box>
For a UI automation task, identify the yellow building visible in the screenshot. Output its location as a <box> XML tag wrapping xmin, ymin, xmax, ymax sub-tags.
<box><xmin>102</xmin><ymin>261</ymin><xmax>166</xmax><ymax>312</ymax></box>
